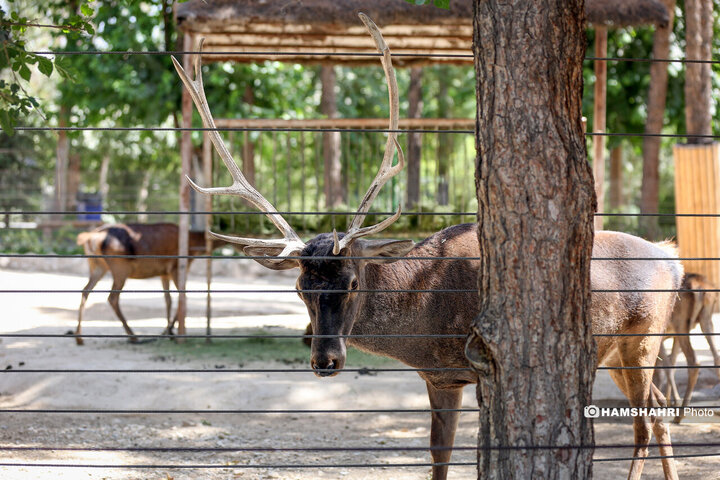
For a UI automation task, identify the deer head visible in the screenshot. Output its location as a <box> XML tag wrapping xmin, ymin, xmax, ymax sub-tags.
<box><xmin>173</xmin><ymin>13</ymin><xmax>411</xmax><ymax>376</ymax></box>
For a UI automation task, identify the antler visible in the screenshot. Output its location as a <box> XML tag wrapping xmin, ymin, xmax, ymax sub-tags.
<box><xmin>171</xmin><ymin>40</ymin><xmax>306</xmax><ymax>259</ymax></box>
<box><xmin>333</xmin><ymin>13</ymin><xmax>405</xmax><ymax>255</ymax></box>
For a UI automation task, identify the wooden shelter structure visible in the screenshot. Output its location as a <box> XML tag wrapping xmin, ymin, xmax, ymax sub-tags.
<box><xmin>585</xmin><ymin>0</ymin><xmax>670</xmax><ymax>230</ymax></box>
<box><xmin>170</xmin><ymin>0</ymin><xmax>671</xmax><ymax>334</ymax></box>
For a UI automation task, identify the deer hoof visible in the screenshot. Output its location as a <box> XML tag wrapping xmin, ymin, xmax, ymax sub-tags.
<box><xmin>75</xmin><ymin>338</ymin><xmax>84</xmax><ymax>346</ymax></box>
<box><xmin>672</xmin><ymin>415</ymin><xmax>684</xmax><ymax>424</ymax></box>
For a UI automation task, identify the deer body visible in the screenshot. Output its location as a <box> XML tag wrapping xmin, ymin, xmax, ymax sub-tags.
<box><xmin>75</xmin><ymin>223</ymin><xmax>216</xmax><ymax>345</ymax></box>
<box><xmin>172</xmin><ymin>15</ymin><xmax>681</xmax><ymax>479</ymax></box>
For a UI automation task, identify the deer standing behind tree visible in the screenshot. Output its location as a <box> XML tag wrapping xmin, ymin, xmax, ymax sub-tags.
<box><xmin>658</xmin><ymin>272</ymin><xmax>720</xmax><ymax>422</ymax></box>
<box><xmin>75</xmin><ymin>223</ymin><xmax>224</xmax><ymax>345</ymax></box>
<box><xmin>173</xmin><ymin>14</ymin><xmax>682</xmax><ymax>480</ymax></box>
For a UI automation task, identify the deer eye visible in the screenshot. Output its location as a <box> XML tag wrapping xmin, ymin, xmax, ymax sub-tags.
<box><xmin>349</xmin><ymin>278</ymin><xmax>359</xmax><ymax>291</ymax></box>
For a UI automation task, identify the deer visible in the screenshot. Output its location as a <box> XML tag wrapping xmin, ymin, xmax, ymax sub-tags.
<box><xmin>658</xmin><ymin>272</ymin><xmax>720</xmax><ymax>423</ymax></box>
<box><xmin>172</xmin><ymin>13</ymin><xmax>682</xmax><ymax>480</ymax></box>
<box><xmin>75</xmin><ymin>223</ymin><xmax>225</xmax><ymax>345</ymax></box>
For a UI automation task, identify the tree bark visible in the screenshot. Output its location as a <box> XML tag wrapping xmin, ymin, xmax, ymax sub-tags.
<box><xmin>592</xmin><ymin>27</ymin><xmax>607</xmax><ymax>231</ymax></box>
<box><xmin>640</xmin><ymin>0</ymin><xmax>676</xmax><ymax>240</ymax></box>
<box><xmin>436</xmin><ymin>69</ymin><xmax>452</xmax><ymax>206</ymax></box>
<box><xmin>320</xmin><ymin>65</ymin><xmax>343</xmax><ymax>208</ymax></box>
<box><xmin>407</xmin><ymin>67</ymin><xmax>423</xmax><ymax>209</ymax></box>
<box><xmin>137</xmin><ymin>169</ymin><xmax>151</xmax><ymax>223</ymax></box>
<box><xmin>466</xmin><ymin>1</ymin><xmax>595</xmax><ymax>478</ymax></box>
<box><xmin>54</xmin><ymin>106</ymin><xmax>69</xmax><ymax>213</ymax></box>
<box><xmin>99</xmin><ymin>152</ymin><xmax>110</xmax><ymax>206</ymax></box>
<box><xmin>66</xmin><ymin>152</ymin><xmax>81</xmax><ymax>211</ymax></box>
<box><xmin>609</xmin><ymin>145</ymin><xmax>623</xmax><ymax>210</ymax></box>
<box><xmin>684</xmin><ymin>0</ymin><xmax>713</xmax><ymax>144</ymax></box>
<box><xmin>242</xmin><ymin>85</ymin><xmax>256</xmax><ymax>187</ymax></box>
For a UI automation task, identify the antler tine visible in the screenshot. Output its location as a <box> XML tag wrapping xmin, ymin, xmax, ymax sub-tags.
<box><xmin>332</xmin><ymin>14</ymin><xmax>404</xmax><ymax>255</ymax></box>
<box><xmin>171</xmin><ymin>40</ymin><xmax>305</xmax><ymax>256</ymax></box>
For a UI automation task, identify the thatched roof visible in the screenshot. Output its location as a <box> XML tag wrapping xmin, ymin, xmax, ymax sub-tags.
<box><xmin>175</xmin><ymin>0</ymin><xmax>474</xmax><ymax>66</ymax></box>
<box><xmin>586</xmin><ymin>0</ymin><xmax>669</xmax><ymax>28</ymax></box>
<box><xmin>175</xmin><ymin>0</ymin><xmax>669</xmax><ymax>66</ymax></box>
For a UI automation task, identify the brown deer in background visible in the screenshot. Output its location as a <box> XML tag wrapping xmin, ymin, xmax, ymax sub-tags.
<box><xmin>75</xmin><ymin>223</ymin><xmax>223</xmax><ymax>345</ymax></box>
<box><xmin>659</xmin><ymin>272</ymin><xmax>720</xmax><ymax>422</ymax></box>
<box><xmin>174</xmin><ymin>14</ymin><xmax>683</xmax><ymax>480</ymax></box>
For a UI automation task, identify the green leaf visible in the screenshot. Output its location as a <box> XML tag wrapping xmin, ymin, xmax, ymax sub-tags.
<box><xmin>0</xmin><ymin>109</ymin><xmax>15</xmax><ymax>135</ymax></box>
<box><xmin>433</xmin><ymin>0</ymin><xmax>450</xmax><ymax>8</ymax></box>
<box><xmin>80</xmin><ymin>4</ymin><xmax>94</xmax><ymax>17</ymax></box>
<box><xmin>18</xmin><ymin>63</ymin><xmax>30</xmax><ymax>81</ymax></box>
<box><xmin>37</xmin><ymin>57</ymin><xmax>53</xmax><ymax>76</ymax></box>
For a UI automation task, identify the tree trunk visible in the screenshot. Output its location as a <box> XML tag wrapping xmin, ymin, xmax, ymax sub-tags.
<box><xmin>99</xmin><ymin>152</ymin><xmax>110</xmax><ymax>206</ymax></box>
<box><xmin>242</xmin><ymin>85</ymin><xmax>256</xmax><ymax>187</ymax></box>
<box><xmin>407</xmin><ymin>67</ymin><xmax>423</xmax><ymax>209</ymax></box>
<box><xmin>592</xmin><ymin>27</ymin><xmax>607</xmax><ymax>231</ymax></box>
<box><xmin>66</xmin><ymin>153</ymin><xmax>81</xmax><ymax>211</ymax></box>
<box><xmin>137</xmin><ymin>169</ymin><xmax>151</xmax><ymax>223</ymax></box>
<box><xmin>684</xmin><ymin>0</ymin><xmax>713</xmax><ymax>144</ymax></box>
<box><xmin>640</xmin><ymin>0</ymin><xmax>676</xmax><ymax>240</ymax></box>
<box><xmin>466</xmin><ymin>1</ymin><xmax>595</xmax><ymax>478</ymax></box>
<box><xmin>436</xmin><ymin>69</ymin><xmax>452</xmax><ymax>206</ymax></box>
<box><xmin>55</xmin><ymin>106</ymin><xmax>69</xmax><ymax>213</ymax></box>
<box><xmin>609</xmin><ymin>145</ymin><xmax>624</xmax><ymax>210</ymax></box>
<box><xmin>320</xmin><ymin>65</ymin><xmax>343</xmax><ymax>208</ymax></box>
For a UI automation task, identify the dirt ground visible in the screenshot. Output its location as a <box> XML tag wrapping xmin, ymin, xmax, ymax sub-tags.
<box><xmin>1</xmin><ymin>263</ymin><xmax>719</xmax><ymax>479</ymax></box>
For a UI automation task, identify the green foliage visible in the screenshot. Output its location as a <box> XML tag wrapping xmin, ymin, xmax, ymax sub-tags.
<box><xmin>403</xmin><ymin>0</ymin><xmax>451</xmax><ymax>9</ymax></box>
<box><xmin>0</xmin><ymin>1</ymin><xmax>94</xmax><ymax>134</ymax></box>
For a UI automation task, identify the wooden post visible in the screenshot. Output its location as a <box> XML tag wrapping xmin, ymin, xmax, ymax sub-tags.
<box><xmin>609</xmin><ymin>145</ymin><xmax>624</xmax><ymax>210</ymax></box>
<box><xmin>176</xmin><ymin>33</ymin><xmax>193</xmax><ymax>340</ymax></box>
<box><xmin>203</xmin><ymin>132</ymin><xmax>213</xmax><ymax>342</ymax></box>
<box><xmin>407</xmin><ymin>67</ymin><xmax>423</xmax><ymax>209</ymax></box>
<box><xmin>674</xmin><ymin>142</ymin><xmax>720</xmax><ymax>286</ymax></box>
<box><xmin>593</xmin><ymin>27</ymin><xmax>607</xmax><ymax>231</ymax></box>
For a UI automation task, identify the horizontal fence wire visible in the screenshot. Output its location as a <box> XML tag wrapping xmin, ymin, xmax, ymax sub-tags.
<box><xmin>0</xmin><ymin>367</ymin><xmax>473</xmax><ymax>373</ymax></box>
<box><xmin>0</xmin><ymin>254</ymin><xmax>714</xmax><ymax>261</ymax></box>
<box><xmin>4</xmin><ymin>210</ymin><xmax>720</xmax><ymax>217</ymax></box>
<box><xmin>0</xmin><ymin>462</ymin><xmax>474</xmax><ymax>469</ymax></box>
<box><xmin>2</xmin><ymin>442</ymin><xmax>720</xmax><ymax>452</ymax></box>
<box><xmin>2</xmin><ymin>366</ymin><xmax>718</xmax><ymax>373</ymax></box>
<box><xmin>0</xmin><ymin>288</ymin><xmax>716</xmax><ymax>294</ymax></box>
<box><xmin>0</xmin><ymin>408</ymin><xmax>478</xmax><ymax>414</ymax></box>
<box><xmin>10</xmin><ymin>126</ymin><xmax>720</xmax><ymax>140</ymax></box>
<box><xmin>2</xmin><ymin>332</ymin><xmax>719</xmax><ymax>339</ymax></box>
<box><xmin>24</xmin><ymin>50</ymin><xmax>720</xmax><ymax>64</ymax></box>
<box><xmin>0</xmin><ymin>407</ymin><xmax>717</xmax><ymax>414</ymax></box>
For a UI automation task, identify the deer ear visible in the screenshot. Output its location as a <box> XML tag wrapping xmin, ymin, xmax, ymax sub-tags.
<box><xmin>353</xmin><ymin>239</ymin><xmax>415</xmax><ymax>264</ymax></box>
<box><xmin>243</xmin><ymin>246</ymin><xmax>300</xmax><ymax>270</ymax></box>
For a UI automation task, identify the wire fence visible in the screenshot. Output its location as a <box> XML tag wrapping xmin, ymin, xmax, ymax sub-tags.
<box><xmin>3</xmin><ymin>19</ymin><xmax>720</xmax><ymax>480</ymax></box>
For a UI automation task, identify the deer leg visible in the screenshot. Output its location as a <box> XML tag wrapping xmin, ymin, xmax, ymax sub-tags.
<box><xmin>650</xmin><ymin>383</ymin><xmax>679</xmax><ymax>480</ymax></box>
<box><xmin>425</xmin><ymin>382</ymin><xmax>463</xmax><ymax>480</ymax></box>
<box><xmin>161</xmin><ymin>275</ymin><xmax>173</xmax><ymax>336</ymax></box>
<box><xmin>698</xmin><ymin>311</ymin><xmax>720</xmax><ymax>381</ymax></box>
<box><xmin>76</xmin><ymin>263</ymin><xmax>106</xmax><ymax>346</ymax></box>
<box><xmin>665</xmin><ymin>339</ymin><xmax>682</xmax><ymax>406</ymax></box>
<box><xmin>615</xmin><ymin>341</ymin><xmax>657</xmax><ymax>480</ymax></box>
<box><xmin>107</xmin><ymin>277</ymin><xmax>138</xmax><ymax>343</ymax></box>
<box><xmin>163</xmin><ymin>269</ymin><xmax>180</xmax><ymax>337</ymax></box>
<box><xmin>673</xmin><ymin>336</ymin><xmax>699</xmax><ymax>424</ymax></box>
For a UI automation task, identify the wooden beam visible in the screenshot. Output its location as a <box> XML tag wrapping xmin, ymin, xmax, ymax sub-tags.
<box><xmin>185</xmin><ymin>23</ymin><xmax>474</xmax><ymax>37</ymax></box>
<box><xmin>593</xmin><ymin>27</ymin><xmax>607</xmax><ymax>231</ymax></box>
<box><xmin>176</xmin><ymin>33</ymin><xmax>193</xmax><ymax>340</ymax></box>
<box><xmin>214</xmin><ymin>117</ymin><xmax>474</xmax><ymax>129</ymax></box>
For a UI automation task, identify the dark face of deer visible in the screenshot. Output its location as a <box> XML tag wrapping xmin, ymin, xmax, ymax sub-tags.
<box><xmin>296</xmin><ymin>234</ymin><xmax>358</xmax><ymax>377</ymax></box>
<box><xmin>295</xmin><ymin>233</ymin><xmax>414</xmax><ymax>377</ymax></box>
